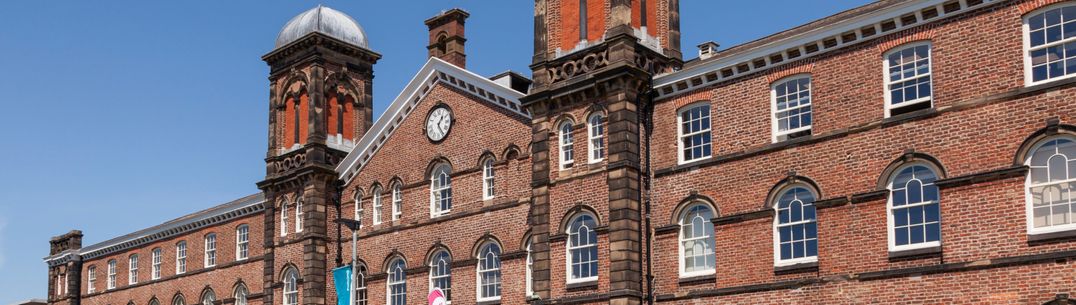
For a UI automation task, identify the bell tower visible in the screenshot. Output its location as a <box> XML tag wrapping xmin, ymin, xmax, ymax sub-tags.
<box><xmin>523</xmin><ymin>0</ymin><xmax>681</xmax><ymax>304</ymax></box>
<box><xmin>257</xmin><ymin>6</ymin><xmax>379</xmax><ymax>305</ymax></box>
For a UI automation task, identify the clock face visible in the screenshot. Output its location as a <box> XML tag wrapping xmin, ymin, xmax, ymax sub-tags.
<box><xmin>426</xmin><ymin>106</ymin><xmax>452</xmax><ymax>142</ymax></box>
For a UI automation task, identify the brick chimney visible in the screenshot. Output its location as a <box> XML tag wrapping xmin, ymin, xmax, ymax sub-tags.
<box><xmin>49</xmin><ymin>230</ymin><xmax>83</xmax><ymax>255</ymax></box>
<box><xmin>425</xmin><ymin>8</ymin><xmax>469</xmax><ymax>68</ymax></box>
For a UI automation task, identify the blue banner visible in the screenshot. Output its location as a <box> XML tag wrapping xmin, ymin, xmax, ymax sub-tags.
<box><xmin>332</xmin><ymin>265</ymin><xmax>353</xmax><ymax>305</ymax></box>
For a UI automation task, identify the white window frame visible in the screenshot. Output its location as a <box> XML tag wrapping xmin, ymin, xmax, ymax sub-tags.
<box><xmin>87</xmin><ymin>266</ymin><xmax>96</xmax><ymax>293</ymax></box>
<box><xmin>353</xmin><ymin>265</ymin><xmax>367</xmax><ymax>305</ymax></box>
<box><xmin>201</xmin><ymin>289</ymin><xmax>215</xmax><ymax>305</ymax></box>
<box><xmin>386</xmin><ymin>259</ymin><xmax>407</xmax><ymax>305</ymax></box>
<box><xmin>354</xmin><ymin>191</ymin><xmax>364</xmax><ymax>228</ymax></box>
<box><xmin>128</xmin><ymin>254</ymin><xmax>139</xmax><ymax>285</ymax></box>
<box><xmin>886</xmin><ymin>163</ymin><xmax>943</xmax><ymax>252</ymax></box>
<box><xmin>106</xmin><ymin>260</ymin><xmax>116</xmax><ymax>290</ymax></box>
<box><xmin>558</xmin><ymin>120</ymin><xmax>575</xmax><ymax>170</ymax></box>
<box><xmin>391</xmin><ymin>183</ymin><xmax>403</xmax><ymax>221</ymax></box>
<box><xmin>151</xmin><ymin>248</ymin><xmax>161</xmax><ymax>280</ymax></box>
<box><xmin>236</xmin><ymin>225</ymin><xmax>249</xmax><ymax>261</ymax></box>
<box><xmin>295</xmin><ymin>198</ymin><xmax>304</xmax><ymax>233</ymax></box>
<box><xmin>283</xmin><ymin>268</ymin><xmax>299</xmax><ymax>305</ymax></box>
<box><xmin>677</xmin><ymin>103</ymin><xmax>713</xmax><ymax>164</ymax></box>
<box><xmin>770</xmin><ymin>75</ymin><xmax>813</xmax><ymax>142</ymax></box>
<box><xmin>565</xmin><ymin>213</ymin><xmax>599</xmax><ymax>284</ymax></box>
<box><xmin>476</xmin><ymin>242</ymin><xmax>502</xmax><ymax>302</ymax></box>
<box><xmin>430</xmin><ymin>164</ymin><xmax>453</xmax><ymax>217</ymax></box>
<box><xmin>587</xmin><ymin>113</ymin><xmax>605</xmax><ymax>163</ymax></box>
<box><xmin>525</xmin><ymin>239</ymin><xmax>534</xmax><ymax>298</ymax></box>
<box><xmin>176</xmin><ymin>241</ymin><xmax>187</xmax><ymax>274</ymax></box>
<box><xmin>233</xmin><ymin>284</ymin><xmax>248</xmax><ymax>305</ymax></box>
<box><xmin>372</xmin><ymin>187</ymin><xmax>383</xmax><ymax>224</ymax></box>
<box><xmin>173</xmin><ymin>295</ymin><xmax>185</xmax><ymax>305</ymax></box>
<box><xmin>771</xmin><ymin>186</ymin><xmax>819</xmax><ymax>266</ymax></box>
<box><xmin>882</xmin><ymin>41</ymin><xmax>933</xmax><ymax>117</ymax></box>
<box><xmin>428</xmin><ymin>250</ymin><xmax>451</xmax><ymax>303</ymax></box>
<box><xmin>482</xmin><ymin>158</ymin><xmax>496</xmax><ymax>200</ymax></box>
<box><xmin>1025</xmin><ymin>135</ymin><xmax>1076</xmax><ymax>235</ymax></box>
<box><xmin>204</xmin><ymin>233</ymin><xmax>217</xmax><ymax>267</ymax></box>
<box><xmin>678</xmin><ymin>203</ymin><xmax>716</xmax><ymax>277</ymax></box>
<box><xmin>1023</xmin><ymin>3</ymin><xmax>1076</xmax><ymax>86</ymax></box>
<box><xmin>280</xmin><ymin>201</ymin><xmax>289</xmax><ymax>237</ymax></box>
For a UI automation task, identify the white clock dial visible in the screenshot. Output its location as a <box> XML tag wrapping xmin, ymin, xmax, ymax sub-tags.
<box><xmin>426</xmin><ymin>107</ymin><xmax>452</xmax><ymax>141</ymax></box>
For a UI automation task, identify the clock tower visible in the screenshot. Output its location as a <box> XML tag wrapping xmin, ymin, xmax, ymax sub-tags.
<box><xmin>522</xmin><ymin>0</ymin><xmax>682</xmax><ymax>304</ymax></box>
<box><xmin>257</xmin><ymin>6</ymin><xmax>380</xmax><ymax>305</ymax></box>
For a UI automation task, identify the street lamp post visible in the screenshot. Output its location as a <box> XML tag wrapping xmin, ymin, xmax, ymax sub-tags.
<box><xmin>335</xmin><ymin>218</ymin><xmax>361</xmax><ymax>305</ymax></box>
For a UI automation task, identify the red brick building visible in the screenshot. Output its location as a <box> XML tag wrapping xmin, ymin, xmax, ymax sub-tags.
<box><xmin>45</xmin><ymin>0</ymin><xmax>1076</xmax><ymax>304</ymax></box>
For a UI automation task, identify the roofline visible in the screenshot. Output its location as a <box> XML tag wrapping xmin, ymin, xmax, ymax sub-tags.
<box><xmin>335</xmin><ymin>57</ymin><xmax>528</xmax><ymax>184</ymax></box>
<box><xmin>653</xmin><ymin>0</ymin><xmax>1000</xmax><ymax>99</ymax></box>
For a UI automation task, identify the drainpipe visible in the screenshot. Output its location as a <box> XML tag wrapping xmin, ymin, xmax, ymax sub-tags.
<box><xmin>637</xmin><ymin>75</ymin><xmax>656</xmax><ymax>305</ymax></box>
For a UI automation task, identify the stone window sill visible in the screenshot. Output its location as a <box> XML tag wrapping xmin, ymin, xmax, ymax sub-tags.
<box><xmin>565</xmin><ymin>280</ymin><xmax>598</xmax><ymax>291</ymax></box>
<box><xmin>888</xmin><ymin>245</ymin><xmax>941</xmax><ymax>260</ymax></box>
<box><xmin>677</xmin><ymin>273</ymin><xmax>715</xmax><ymax>286</ymax></box>
<box><xmin>774</xmin><ymin>261</ymin><xmax>818</xmax><ymax>275</ymax></box>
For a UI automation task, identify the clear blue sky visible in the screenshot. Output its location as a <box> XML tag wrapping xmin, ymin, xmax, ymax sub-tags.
<box><xmin>0</xmin><ymin>1</ymin><xmax>869</xmax><ymax>303</ymax></box>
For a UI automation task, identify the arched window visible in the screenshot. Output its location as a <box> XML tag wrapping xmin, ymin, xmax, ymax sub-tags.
<box><xmin>1026</xmin><ymin>136</ymin><xmax>1076</xmax><ymax>233</ymax></box>
<box><xmin>1025</xmin><ymin>4</ymin><xmax>1076</xmax><ymax>85</ymax></box>
<box><xmin>773</xmin><ymin>187</ymin><xmax>817</xmax><ymax>265</ymax></box>
<box><xmin>149</xmin><ymin>297</ymin><xmax>159</xmax><ymax>305</ymax></box>
<box><xmin>283</xmin><ymin>267</ymin><xmax>299</xmax><ymax>305</ymax></box>
<box><xmin>280</xmin><ymin>200</ymin><xmax>289</xmax><ymax>236</ymax></box>
<box><xmin>431</xmin><ymin>164</ymin><xmax>453</xmax><ymax>217</ymax></box>
<box><xmin>204</xmin><ymin>233</ymin><xmax>217</xmax><ymax>267</ymax></box>
<box><xmin>233</xmin><ymin>284</ymin><xmax>248</xmax><ymax>305</ymax></box>
<box><xmin>106</xmin><ymin>259</ymin><xmax>116</xmax><ymax>290</ymax></box>
<box><xmin>525</xmin><ymin>238</ymin><xmax>534</xmax><ymax>298</ymax></box>
<box><xmin>677</xmin><ymin>103</ymin><xmax>712</xmax><ymax>164</ymax></box>
<box><xmin>566</xmin><ymin>213</ymin><xmax>598</xmax><ymax>283</ymax></box>
<box><xmin>86</xmin><ymin>265</ymin><xmax>96</xmax><ymax>293</ymax></box>
<box><xmin>884</xmin><ymin>42</ymin><xmax>933</xmax><ymax>117</ymax></box>
<box><xmin>353</xmin><ymin>264</ymin><xmax>367</xmax><ymax>305</ymax></box>
<box><xmin>483</xmin><ymin>158</ymin><xmax>496</xmax><ymax>200</ymax></box>
<box><xmin>354</xmin><ymin>190</ymin><xmax>364</xmax><ymax>227</ymax></box>
<box><xmin>679</xmin><ymin>204</ymin><xmax>715</xmax><ymax>276</ymax></box>
<box><xmin>128</xmin><ymin>254</ymin><xmax>139</xmax><ymax>285</ymax></box>
<box><xmin>888</xmin><ymin>164</ymin><xmax>941</xmax><ymax>250</ymax></box>
<box><xmin>386</xmin><ymin>258</ymin><xmax>407</xmax><ymax>305</ymax></box>
<box><xmin>428</xmin><ymin>250</ymin><xmax>451</xmax><ymax>302</ymax></box>
<box><xmin>559</xmin><ymin>121</ymin><xmax>575</xmax><ymax>170</ymax></box>
<box><xmin>200</xmin><ymin>289</ymin><xmax>215</xmax><ymax>305</ymax></box>
<box><xmin>151</xmin><ymin>248</ymin><xmax>161</xmax><ymax>280</ymax></box>
<box><xmin>392</xmin><ymin>183</ymin><xmax>403</xmax><ymax>221</ymax></box>
<box><xmin>476</xmin><ymin>242</ymin><xmax>502</xmax><ymax>301</ymax></box>
<box><xmin>588</xmin><ymin>113</ymin><xmax>605</xmax><ymax>163</ymax></box>
<box><xmin>771</xmin><ymin>75</ymin><xmax>812</xmax><ymax>142</ymax></box>
<box><xmin>172</xmin><ymin>294</ymin><xmax>185</xmax><ymax>305</ymax></box>
<box><xmin>236</xmin><ymin>225</ymin><xmax>249</xmax><ymax>261</ymax></box>
<box><xmin>295</xmin><ymin>198</ymin><xmax>304</xmax><ymax>233</ymax></box>
<box><xmin>372</xmin><ymin>186</ymin><xmax>383</xmax><ymax>225</ymax></box>
<box><xmin>176</xmin><ymin>241</ymin><xmax>187</xmax><ymax>274</ymax></box>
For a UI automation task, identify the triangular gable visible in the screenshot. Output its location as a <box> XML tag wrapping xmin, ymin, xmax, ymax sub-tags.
<box><xmin>335</xmin><ymin>57</ymin><xmax>529</xmax><ymax>184</ymax></box>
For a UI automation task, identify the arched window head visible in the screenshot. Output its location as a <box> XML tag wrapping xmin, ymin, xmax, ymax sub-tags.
<box><xmin>679</xmin><ymin>203</ymin><xmax>715</xmax><ymax>276</ymax></box>
<box><xmin>283</xmin><ymin>267</ymin><xmax>299</xmax><ymax>305</ymax></box>
<box><xmin>566</xmin><ymin>213</ymin><xmax>598</xmax><ymax>283</ymax></box>
<box><xmin>428</xmin><ymin>250</ymin><xmax>451</xmax><ymax>302</ymax></box>
<box><xmin>477</xmin><ymin>242</ymin><xmax>502</xmax><ymax>301</ymax></box>
<box><xmin>588</xmin><ymin>113</ymin><xmax>605</xmax><ymax>163</ymax></box>
<box><xmin>559</xmin><ymin>120</ymin><xmax>575</xmax><ymax>170</ymax></box>
<box><xmin>172</xmin><ymin>294</ymin><xmax>185</xmax><ymax>305</ymax></box>
<box><xmin>1025</xmin><ymin>4</ymin><xmax>1076</xmax><ymax>85</ymax></box>
<box><xmin>773</xmin><ymin>186</ymin><xmax>817</xmax><ymax>265</ymax></box>
<box><xmin>149</xmin><ymin>298</ymin><xmax>159</xmax><ymax>305</ymax></box>
<box><xmin>386</xmin><ymin>258</ymin><xmax>407</xmax><ymax>305</ymax></box>
<box><xmin>391</xmin><ymin>183</ymin><xmax>403</xmax><ymax>221</ymax></box>
<box><xmin>200</xmin><ymin>289</ymin><xmax>215</xmax><ymax>305</ymax></box>
<box><xmin>888</xmin><ymin>164</ymin><xmax>941</xmax><ymax>251</ymax></box>
<box><xmin>354</xmin><ymin>190</ymin><xmax>364</xmax><ymax>227</ymax></box>
<box><xmin>372</xmin><ymin>186</ymin><xmax>383</xmax><ymax>225</ymax></box>
<box><xmin>483</xmin><ymin>158</ymin><xmax>496</xmax><ymax>200</ymax></box>
<box><xmin>1026</xmin><ymin>136</ymin><xmax>1076</xmax><ymax>234</ymax></box>
<box><xmin>233</xmin><ymin>284</ymin><xmax>248</xmax><ymax>305</ymax></box>
<box><xmin>353</xmin><ymin>265</ymin><xmax>367</xmax><ymax>305</ymax></box>
<box><xmin>430</xmin><ymin>164</ymin><xmax>453</xmax><ymax>217</ymax></box>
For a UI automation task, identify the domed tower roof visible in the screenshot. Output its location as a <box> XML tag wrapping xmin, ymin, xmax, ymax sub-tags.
<box><xmin>274</xmin><ymin>5</ymin><xmax>369</xmax><ymax>50</ymax></box>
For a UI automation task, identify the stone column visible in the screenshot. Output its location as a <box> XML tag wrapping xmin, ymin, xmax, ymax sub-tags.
<box><xmin>527</xmin><ymin>106</ymin><xmax>553</xmax><ymax>300</ymax></box>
